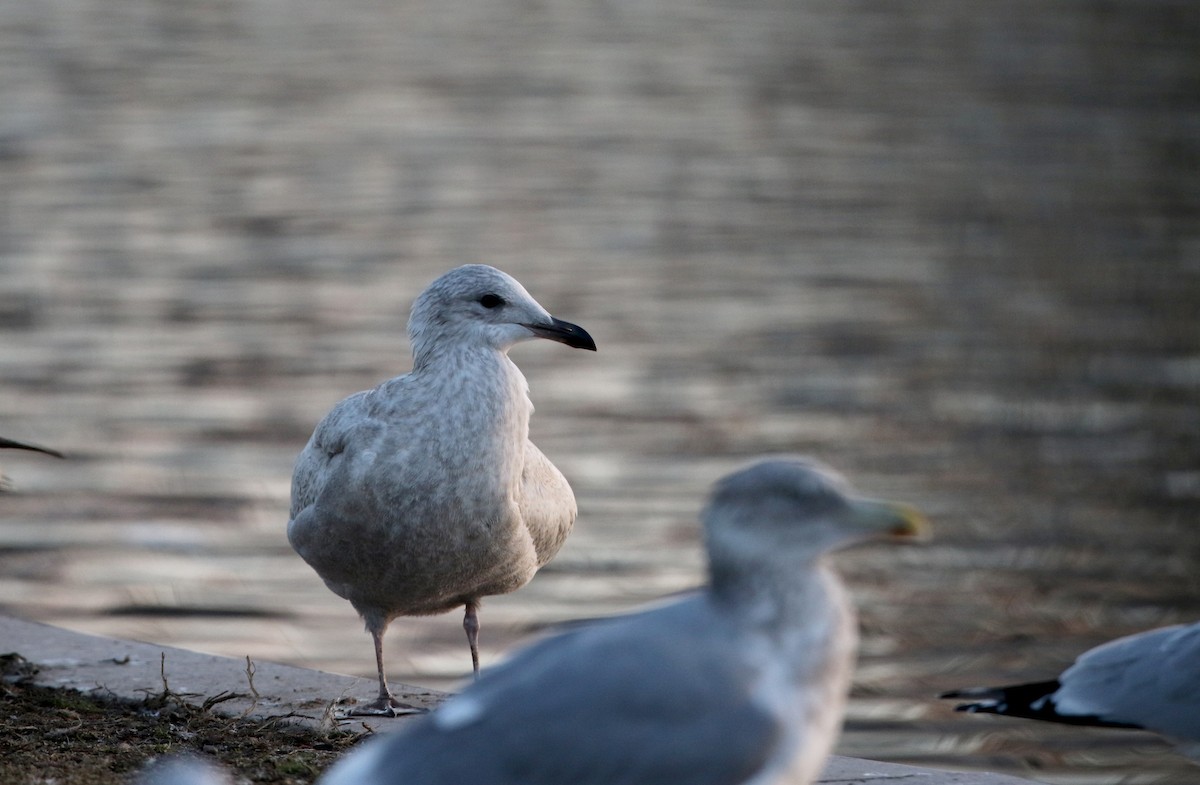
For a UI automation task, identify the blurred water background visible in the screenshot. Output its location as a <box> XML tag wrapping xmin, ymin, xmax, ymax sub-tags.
<box><xmin>1</xmin><ymin>1</ymin><xmax>1198</xmax><ymax>782</ymax></box>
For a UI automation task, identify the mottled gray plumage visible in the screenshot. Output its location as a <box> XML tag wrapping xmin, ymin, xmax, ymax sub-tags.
<box><xmin>944</xmin><ymin>621</ymin><xmax>1200</xmax><ymax>757</ymax></box>
<box><xmin>289</xmin><ymin>265</ymin><xmax>595</xmax><ymax>713</ymax></box>
<box><xmin>318</xmin><ymin>458</ymin><xmax>929</xmax><ymax>784</ymax></box>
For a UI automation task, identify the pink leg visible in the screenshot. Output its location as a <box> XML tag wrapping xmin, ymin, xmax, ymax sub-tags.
<box><xmin>346</xmin><ymin>620</ymin><xmax>425</xmax><ymax>716</ymax></box>
<box><xmin>463</xmin><ymin>599</ymin><xmax>481</xmax><ymax>678</ymax></box>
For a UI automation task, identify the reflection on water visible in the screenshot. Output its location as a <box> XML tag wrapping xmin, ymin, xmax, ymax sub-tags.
<box><xmin>1</xmin><ymin>1</ymin><xmax>1198</xmax><ymax>782</ymax></box>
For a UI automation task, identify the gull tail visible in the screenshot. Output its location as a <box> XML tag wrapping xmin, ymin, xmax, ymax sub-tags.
<box><xmin>941</xmin><ymin>680</ymin><xmax>1060</xmax><ymax>717</ymax></box>
<box><xmin>940</xmin><ymin>680</ymin><xmax>1139</xmax><ymax>729</ymax></box>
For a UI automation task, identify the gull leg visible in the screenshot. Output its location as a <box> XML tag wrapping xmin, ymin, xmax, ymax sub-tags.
<box><xmin>463</xmin><ymin>600</ymin><xmax>481</xmax><ymax>678</ymax></box>
<box><xmin>347</xmin><ymin>621</ymin><xmax>425</xmax><ymax>716</ymax></box>
<box><xmin>371</xmin><ymin>626</ymin><xmax>392</xmax><ymax>703</ymax></box>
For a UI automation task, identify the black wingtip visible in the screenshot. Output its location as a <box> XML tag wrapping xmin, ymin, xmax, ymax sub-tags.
<box><xmin>939</xmin><ymin>679</ymin><xmax>1139</xmax><ymax>729</ymax></box>
<box><xmin>939</xmin><ymin>687</ymin><xmax>997</xmax><ymax>700</ymax></box>
<box><xmin>938</xmin><ymin>687</ymin><xmax>1006</xmax><ymax>714</ymax></box>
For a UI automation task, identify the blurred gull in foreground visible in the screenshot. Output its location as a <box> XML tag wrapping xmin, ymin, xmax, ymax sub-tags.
<box><xmin>318</xmin><ymin>458</ymin><xmax>929</xmax><ymax>785</ymax></box>
<box><xmin>289</xmin><ymin>265</ymin><xmax>595</xmax><ymax>714</ymax></box>
<box><xmin>943</xmin><ymin>621</ymin><xmax>1200</xmax><ymax>760</ymax></box>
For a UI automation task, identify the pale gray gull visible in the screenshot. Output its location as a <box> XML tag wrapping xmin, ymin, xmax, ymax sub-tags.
<box><xmin>289</xmin><ymin>264</ymin><xmax>595</xmax><ymax>714</ymax></box>
<box><xmin>317</xmin><ymin>457</ymin><xmax>930</xmax><ymax>784</ymax></box>
<box><xmin>943</xmin><ymin>620</ymin><xmax>1200</xmax><ymax>759</ymax></box>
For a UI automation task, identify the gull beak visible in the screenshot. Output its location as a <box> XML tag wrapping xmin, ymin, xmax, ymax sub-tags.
<box><xmin>848</xmin><ymin>498</ymin><xmax>931</xmax><ymax>542</ymax></box>
<box><xmin>523</xmin><ymin>317</ymin><xmax>597</xmax><ymax>351</ymax></box>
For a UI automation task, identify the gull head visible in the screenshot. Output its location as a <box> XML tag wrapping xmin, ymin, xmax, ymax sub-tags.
<box><xmin>408</xmin><ymin>265</ymin><xmax>596</xmax><ymax>358</ymax></box>
<box><xmin>702</xmin><ymin>458</ymin><xmax>929</xmax><ymax>572</ymax></box>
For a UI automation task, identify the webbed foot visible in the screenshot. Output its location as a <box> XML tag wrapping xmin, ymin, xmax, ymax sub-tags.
<box><xmin>343</xmin><ymin>695</ymin><xmax>428</xmax><ymax>717</ymax></box>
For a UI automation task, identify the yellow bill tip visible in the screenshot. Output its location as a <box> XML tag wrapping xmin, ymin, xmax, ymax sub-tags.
<box><xmin>887</xmin><ymin>502</ymin><xmax>932</xmax><ymax>541</ymax></box>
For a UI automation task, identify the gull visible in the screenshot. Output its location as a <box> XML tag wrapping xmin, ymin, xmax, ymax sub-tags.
<box><xmin>317</xmin><ymin>458</ymin><xmax>929</xmax><ymax>784</ymax></box>
<box><xmin>943</xmin><ymin>621</ymin><xmax>1200</xmax><ymax>759</ymax></box>
<box><xmin>288</xmin><ymin>264</ymin><xmax>595</xmax><ymax>714</ymax></box>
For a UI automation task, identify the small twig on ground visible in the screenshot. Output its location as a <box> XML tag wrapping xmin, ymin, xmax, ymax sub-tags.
<box><xmin>239</xmin><ymin>656</ymin><xmax>260</xmax><ymax>718</ymax></box>
<box><xmin>318</xmin><ymin>696</ymin><xmax>343</xmax><ymax>735</ymax></box>
<box><xmin>144</xmin><ymin>652</ymin><xmax>199</xmax><ymax>706</ymax></box>
<box><xmin>201</xmin><ymin>691</ymin><xmax>242</xmax><ymax>712</ymax></box>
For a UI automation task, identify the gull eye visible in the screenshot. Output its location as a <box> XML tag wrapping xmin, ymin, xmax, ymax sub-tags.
<box><xmin>479</xmin><ymin>294</ymin><xmax>505</xmax><ymax>309</ymax></box>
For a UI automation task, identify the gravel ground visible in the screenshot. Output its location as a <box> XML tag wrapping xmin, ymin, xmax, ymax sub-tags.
<box><xmin>1</xmin><ymin>1</ymin><xmax>1198</xmax><ymax>782</ymax></box>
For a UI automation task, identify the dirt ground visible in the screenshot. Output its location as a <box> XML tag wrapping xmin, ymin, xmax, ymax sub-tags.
<box><xmin>1</xmin><ymin>654</ymin><xmax>361</xmax><ymax>785</ymax></box>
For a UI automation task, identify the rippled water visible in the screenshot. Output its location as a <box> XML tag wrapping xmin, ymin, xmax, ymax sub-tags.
<box><xmin>1</xmin><ymin>1</ymin><xmax>1198</xmax><ymax>782</ymax></box>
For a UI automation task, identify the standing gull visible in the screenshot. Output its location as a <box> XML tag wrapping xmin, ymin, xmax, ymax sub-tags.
<box><xmin>289</xmin><ymin>265</ymin><xmax>595</xmax><ymax>714</ymax></box>
<box><xmin>318</xmin><ymin>458</ymin><xmax>929</xmax><ymax>785</ymax></box>
<box><xmin>943</xmin><ymin>621</ymin><xmax>1200</xmax><ymax>758</ymax></box>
